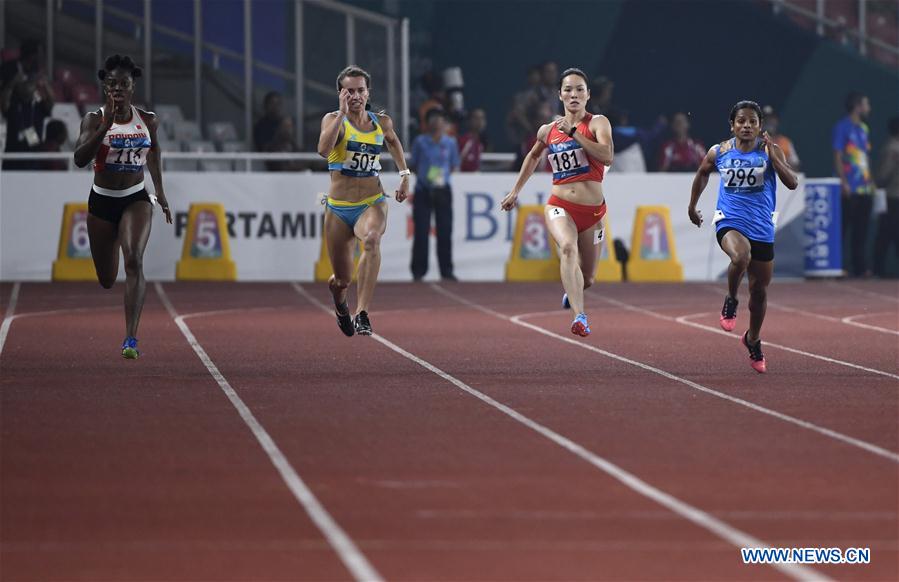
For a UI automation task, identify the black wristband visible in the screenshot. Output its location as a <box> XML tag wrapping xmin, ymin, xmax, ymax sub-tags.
<box><xmin>567</xmin><ymin>126</ymin><xmax>577</xmax><ymax>138</ymax></box>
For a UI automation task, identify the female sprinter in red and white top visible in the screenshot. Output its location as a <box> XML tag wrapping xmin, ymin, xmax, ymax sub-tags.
<box><xmin>501</xmin><ymin>68</ymin><xmax>613</xmax><ymax>337</ymax></box>
<box><xmin>73</xmin><ymin>54</ymin><xmax>171</xmax><ymax>359</ymax></box>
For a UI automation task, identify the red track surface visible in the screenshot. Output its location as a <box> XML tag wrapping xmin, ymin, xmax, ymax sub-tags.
<box><xmin>1</xmin><ymin>280</ymin><xmax>897</xmax><ymax>581</ymax></box>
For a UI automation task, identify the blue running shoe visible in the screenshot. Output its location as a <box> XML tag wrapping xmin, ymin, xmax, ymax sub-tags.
<box><xmin>562</xmin><ymin>293</ymin><xmax>571</xmax><ymax>310</ymax></box>
<box><xmin>571</xmin><ymin>313</ymin><xmax>591</xmax><ymax>337</ymax></box>
<box><xmin>122</xmin><ymin>336</ymin><xmax>140</xmax><ymax>359</ymax></box>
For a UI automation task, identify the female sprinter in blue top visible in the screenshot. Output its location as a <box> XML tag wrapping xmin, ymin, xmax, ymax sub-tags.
<box><xmin>317</xmin><ymin>65</ymin><xmax>410</xmax><ymax>336</ymax></box>
<box><xmin>688</xmin><ymin>100</ymin><xmax>798</xmax><ymax>373</ymax></box>
<box><xmin>73</xmin><ymin>54</ymin><xmax>172</xmax><ymax>359</ymax></box>
<box><xmin>501</xmin><ymin>68</ymin><xmax>613</xmax><ymax>337</ymax></box>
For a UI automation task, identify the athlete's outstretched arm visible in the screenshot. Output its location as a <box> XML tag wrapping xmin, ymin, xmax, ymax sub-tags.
<box><xmin>763</xmin><ymin>132</ymin><xmax>799</xmax><ymax>190</ymax></box>
<box><xmin>73</xmin><ymin>93</ymin><xmax>115</xmax><ymax>167</ymax></box>
<box><xmin>379</xmin><ymin>113</ymin><xmax>410</xmax><ymax>203</ymax></box>
<box><xmin>501</xmin><ymin>124</ymin><xmax>550</xmax><ymax>211</ymax></box>
<box><xmin>688</xmin><ymin>146</ymin><xmax>718</xmax><ymax>227</ymax></box>
<box><xmin>143</xmin><ymin>111</ymin><xmax>172</xmax><ymax>224</ymax></box>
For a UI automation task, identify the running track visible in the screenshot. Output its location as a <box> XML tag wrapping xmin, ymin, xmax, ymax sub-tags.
<box><xmin>1</xmin><ymin>280</ymin><xmax>897</xmax><ymax>581</ymax></box>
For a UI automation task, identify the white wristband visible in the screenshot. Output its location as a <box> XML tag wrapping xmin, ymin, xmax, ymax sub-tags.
<box><xmin>398</xmin><ymin>169</ymin><xmax>411</xmax><ymax>177</ymax></box>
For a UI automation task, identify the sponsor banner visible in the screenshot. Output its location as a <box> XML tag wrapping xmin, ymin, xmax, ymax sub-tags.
<box><xmin>803</xmin><ymin>179</ymin><xmax>843</xmax><ymax>277</ymax></box>
<box><xmin>51</xmin><ymin>202</ymin><xmax>97</xmax><ymax>281</ymax></box>
<box><xmin>0</xmin><ymin>171</ymin><xmax>804</xmax><ymax>281</ymax></box>
<box><xmin>628</xmin><ymin>205</ymin><xmax>683</xmax><ymax>282</ymax></box>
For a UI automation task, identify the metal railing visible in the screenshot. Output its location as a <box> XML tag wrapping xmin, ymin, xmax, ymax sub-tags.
<box><xmin>771</xmin><ymin>0</ymin><xmax>899</xmax><ymax>61</ymax></box>
<box><xmin>0</xmin><ymin>151</ymin><xmax>518</xmax><ymax>172</ymax></box>
<box><xmin>36</xmin><ymin>0</ymin><xmax>410</xmax><ymax>148</ymax></box>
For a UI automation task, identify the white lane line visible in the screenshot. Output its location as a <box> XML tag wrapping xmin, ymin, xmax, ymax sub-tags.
<box><xmin>179</xmin><ymin>306</ymin><xmax>289</xmax><ymax>321</ymax></box>
<box><xmin>0</xmin><ymin>305</ymin><xmax>124</xmax><ymax>360</ymax></box>
<box><xmin>674</xmin><ymin>312</ymin><xmax>899</xmax><ymax>381</ymax></box>
<box><xmin>841</xmin><ymin>313</ymin><xmax>899</xmax><ymax>336</ymax></box>
<box><xmin>0</xmin><ymin>282</ymin><xmax>21</xmax><ymax>358</ymax></box>
<box><xmin>595</xmin><ymin>292</ymin><xmax>899</xmax><ymax>381</ymax></box>
<box><xmin>291</xmin><ymin>283</ymin><xmax>830</xmax><ymax>582</ymax></box>
<box><xmin>154</xmin><ymin>282</ymin><xmax>382</xmax><ymax>582</ymax></box>
<box><xmin>704</xmin><ymin>284</ymin><xmax>899</xmax><ymax>336</ymax></box>
<box><xmin>415</xmin><ymin>508</ymin><xmax>898</xmax><ymax>522</ymax></box>
<box><xmin>431</xmin><ymin>284</ymin><xmax>899</xmax><ymax>464</ymax></box>
<box><xmin>828</xmin><ymin>282</ymin><xmax>899</xmax><ymax>304</ymax></box>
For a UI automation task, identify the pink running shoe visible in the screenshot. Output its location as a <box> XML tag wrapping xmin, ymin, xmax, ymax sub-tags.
<box><xmin>719</xmin><ymin>295</ymin><xmax>738</xmax><ymax>332</ymax></box>
<box><xmin>571</xmin><ymin>313</ymin><xmax>591</xmax><ymax>337</ymax></box>
<box><xmin>742</xmin><ymin>331</ymin><xmax>767</xmax><ymax>374</ymax></box>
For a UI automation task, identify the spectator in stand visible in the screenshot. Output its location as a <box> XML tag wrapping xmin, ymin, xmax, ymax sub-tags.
<box><xmin>458</xmin><ymin>108</ymin><xmax>487</xmax><ymax>172</ymax></box>
<box><xmin>515</xmin><ymin>100</ymin><xmax>555</xmax><ymax>172</ymax></box>
<box><xmin>253</xmin><ymin>91</ymin><xmax>284</xmax><ymax>152</ymax></box>
<box><xmin>538</xmin><ymin>60</ymin><xmax>560</xmax><ymax>116</ymax></box>
<box><xmin>607</xmin><ymin>108</ymin><xmax>666</xmax><ymax>173</ymax></box>
<box><xmin>264</xmin><ymin>116</ymin><xmax>303</xmax><ymax>172</ymax></box>
<box><xmin>656</xmin><ymin>112</ymin><xmax>705</xmax><ymax>172</ymax></box>
<box><xmin>588</xmin><ymin>75</ymin><xmax>614</xmax><ymax>115</ymax></box>
<box><xmin>763</xmin><ymin>105</ymin><xmax>801</xmax><ymax>171</ymax></box>
<box><xmin>1</xmin><ymin>39</ymin><xmax>53</xmax><ymax>170</ymax></box>
<box><xmin>833</xmin><ymin>91</ymin><xmax>875</xmax><ymax>277</ymax></box>
<box><xmin>506</xmin><ymin>65</ymin><xmax>542</xmax><ymax>146</ymax></box>
<box><xmin>873</xmin><ymin>116</ymin><xmax>899</xmax><ymax>277</ymax></box>
<box><xmin>418</xmin><ymin>71</ymin><xmax>447</xmax><ymax>132</ymax></box>
<box><xmin>410</xmin><ymin>108</ymin><xmax>459</xmax><ymax>282</ymax></box>
<box><xmin>39</xmin><ymin>119</ymin><xmax>69</xmax><ymax>170</ymax></box>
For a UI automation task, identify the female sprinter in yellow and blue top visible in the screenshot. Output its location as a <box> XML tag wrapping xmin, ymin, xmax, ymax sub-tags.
<box><xmin>688</xmin><ymin>100</ymin><xmax>798</xmax><ymax>373</ymax></box>
<box><xmin>317</xmin><ymin>65</ymin><xmax>410</xmax><ymax>336</ymax></box>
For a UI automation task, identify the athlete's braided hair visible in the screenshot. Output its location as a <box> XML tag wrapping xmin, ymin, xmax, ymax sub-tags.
<box><xmin>97</xmin><ymin>54</ymin><xmax>143</xmax><ymax>81</ymax></box>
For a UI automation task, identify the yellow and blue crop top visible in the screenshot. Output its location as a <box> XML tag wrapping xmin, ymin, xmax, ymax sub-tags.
<box><xmin>327</xmin><ymin>111</ymin><xmax>384</xmax><ymax>177</ymax></box>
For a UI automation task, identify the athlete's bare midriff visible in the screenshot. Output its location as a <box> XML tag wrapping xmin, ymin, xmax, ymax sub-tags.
<box><xmin>94</xmin><ymin>168</ymin><xmax>145</xmax><ymax>191</ymax></box>
<box><xmin>328</xmin><ymin>172</ymin><xmax>384</xmax><ymax>202</ymax></box>
<box><xmin>549</xmin><ymin>179</ymin><xmax>605</xmax><ymax>206</ymax></box>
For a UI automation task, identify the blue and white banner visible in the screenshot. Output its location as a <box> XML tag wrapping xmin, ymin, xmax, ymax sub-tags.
<box><xmin>1</xmin><ymin>171</ymin><xmax>804</xmax><ymax>281</ymax></box>
<box><xmin>803</xmin><ymin>179</ymin><xmax>843</xmax><ymax>277</ymax></box>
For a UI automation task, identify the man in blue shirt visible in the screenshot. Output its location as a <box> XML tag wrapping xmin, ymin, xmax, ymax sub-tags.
<box><xmin>833</xmin><ymin>91</ymin><xmax>875</xmax><ymax>277</ymax></box>
<box><xmin>410</xmin><ymin>108</ymin><xmax>460</xmax><ymax>281</ymax></box>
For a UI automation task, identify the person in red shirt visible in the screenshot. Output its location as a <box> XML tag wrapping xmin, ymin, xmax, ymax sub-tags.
<box><xmin>501</xmin><ymin>68</ymin><xmax>613</xmax><ymax>338</ymax></box>
<box><xmin>656</xmin><ymin>111</ymin><xmax>705</xmax><ymax>172</ymax></box>
<box><xmin>457</xmin><ymin>108</ymin><xmax>487</xmax><ymax>172</ymax></box>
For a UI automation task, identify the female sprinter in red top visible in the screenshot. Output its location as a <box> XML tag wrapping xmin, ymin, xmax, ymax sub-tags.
<box><xmin>501</xmin><ymin>68</ymin><xmax>613</xmax><ymax>336</ymax></box>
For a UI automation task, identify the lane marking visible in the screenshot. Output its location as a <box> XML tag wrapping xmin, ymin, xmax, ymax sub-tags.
<box><xmin>0</xmin><ymin>282</ymin><xmax>21</xmax><ymax>358</ymax></box>
<box><xmin>674</xmin><ymin>312</ymin><xmax>899</xmax><ymax>381</ymax></box>
<box><xmin>703</xmin><ymin>284</ymin><xmax>899</xmax><ymax>337</ymax></box>
<box><xmin>590</xmin><ymin>291</ymin><xmax>899</xmax><ymax>381</ymax></box>
<box><xmin>828</xmin><ymin>282</ymin><xmax>899</xmax><ymax>304</ymax></box>
<box><xmin>155</xmin><ymin>282</ymin><xmax>382</xmax><ymax>582</ymax></box>
<box><xmin>841</xmin><ymin>313</ymin><xmax>899</xmax><ymax>336</ymax></box>
<box><xmin>430</xmin><ymin>284</ymin><xmax>899</xmax><ymax>464</ymax></box>
<box><xmin>292</xmin><ymin>282</ymin><xmax>830</xmax><ymax>582</ymax></box>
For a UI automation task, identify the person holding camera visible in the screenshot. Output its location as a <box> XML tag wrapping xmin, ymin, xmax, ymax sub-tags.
<box><xmin>1</xmin><ymin>39</ymin><xmax>53</xmax><ymax>170</ymax></box>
